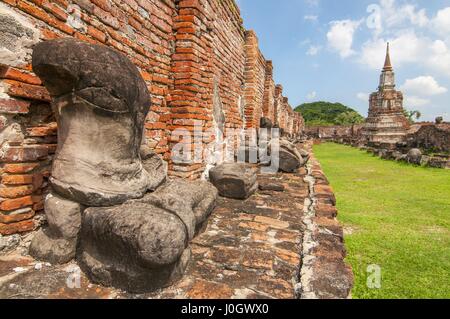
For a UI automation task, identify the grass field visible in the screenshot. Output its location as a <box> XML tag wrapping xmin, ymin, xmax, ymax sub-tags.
<box><xmin>313</xmin><ymin>142</ymin><xmax>450</xmax><ymax>299</ymax></box>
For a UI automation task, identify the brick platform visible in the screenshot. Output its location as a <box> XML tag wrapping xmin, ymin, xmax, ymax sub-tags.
<box><xmin>0</xmin><ymin>143</ymin><xmax>353</xmax><ymax>299</ymax></box>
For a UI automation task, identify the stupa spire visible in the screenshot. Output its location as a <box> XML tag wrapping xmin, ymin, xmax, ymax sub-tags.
<box><xmin>383</xmin><ymin>42</ymin><xmax>393</xmax><ymax>71</ymax></box>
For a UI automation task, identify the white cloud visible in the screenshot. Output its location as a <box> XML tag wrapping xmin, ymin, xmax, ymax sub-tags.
<box><xmin>306</xmin><ymin>45</ymin><xmax>321</xmax><ymax>56</ymax></box>
<box><xmin>401</xmin><ymin>76</ymin><xmax>447</xmax><ymax>96</ymax></box>
<box><xmin>305</xmin><ymin>0</ymin><xmax>319</xmax><ymax>7</ymax></box>
<box><xmin>357</xmin><ymin>1</ymin><xmax>450</xmax><ymax>78</ymax></box>
<box><xmin>357</xmin><ymin>92</ymin><xmax>369</xmax><ymax>101</ymax></box>
<box><xmin>359</xmin><ymin>32</ymin><xmax>450</xmax><ymax>77</ymax></box>
<box><xmin>323</xmin><ymin>0</ymin><xmax>450</xmax><ymax>121</ymax></box>
<box><xmin>304</xmin><ymin>15</ymin><xmax>318</xmax><ymax>22</ymax></box>
<box><xmin>298</xmin><ymin>38</ymin><xmax>311</xmax><ymax>47</ymax></box>
<box><xmin>327</xmin><ymin>19</ymin><xmax>362</xmax><ymax>58</ymax></box>
<box><xmin>404</xmin><ymin>96</ymin><xmax>430</xmax><ymax>108</ymax></box>
<box><xmin>428</xmin><ymin>40</ymin><xmax>450</xmax><ymax>77</ymax></box>
<box><xmin>380</xmin><ymin>0</ymin><xmax>429</xmax><ymax>29</ymax></box>
<box><xmin>359</xmin><ymin>30</ymin><xmax>426</xmax><ymax>70</ymax></box>
<box><xmin>432</xmin><ymin>7</ymin><xmax>450</xmax><ymax>35</ymax></box>
<box><xmin>306</xmin><ymin>91</ymin><xmax>317</xmax><ymax>100</ymax></box>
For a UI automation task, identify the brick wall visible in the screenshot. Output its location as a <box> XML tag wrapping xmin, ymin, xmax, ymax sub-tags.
<box><xmin>0</xmin><ymin>0</ymin><xmax>304</xmax><ymax>235</ymax></box>
<box><xmin>407</xmin><ymin>122</ymin><xmax>450</xmax><ymax>153</ymax></box>
<box><xmin>243</xmin><ymin>30</ymin><xmax>266</xmax><ymax>129</ymax></box>
<box><xmin>305</xmin><ymin>125</ymin><xmax>363</xmax><ymax>140</ymax></box>
<box><xmin>262</xmin><ymin>60</ymin><xmax>274</xmax><ymax>122</ymax></box>
<box><xmin>306</xmin><ymin>122</ymin><xmax>450</xmax><ymax>153</ymax></box>
<box><xmin>274</xmin><ymin>84</ymin><xmax>283</xmax><ymax>126</ymax></box>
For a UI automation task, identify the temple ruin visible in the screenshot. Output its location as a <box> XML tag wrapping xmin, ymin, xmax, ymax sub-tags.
<box><xmin>306</xmin><ymin>44</ymin><xmax>450</xmax><ymax>169</ymax></box>
<box><xmin>362</xmin><ymin>43</ymin><xmax>410</xmax><ymax>148</ymax></box>
<box><xmin>0</xmin><ymin>0</ymin><xmax>352</xmax><ymax>299</ymax></box>
<box><xmin>0</xmin><ymin>0</ymin><xmax>304</xmax><ymax>236</ymax></box>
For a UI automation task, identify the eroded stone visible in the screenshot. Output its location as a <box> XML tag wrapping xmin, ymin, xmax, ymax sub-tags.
<box><xmin>406</xmin><ymin>148</ymin><xmax>422</xmax><ymax>165</ymax></box>
<box><xmin>209</xmin><ymin>163</ymin><xmax>258</xmax><ymax>200</ymax></box>
<box><xmin>77</xmin><ymin>201</ymin><xmax>191</xmax><ymax>293</ymax></box>
<box><xmin>271</xmin><ymin>139</ymin><xmax>305</xmax><ymax>173</ymax></box>
<box><xmin>29</xmin><ymin>193</ymin><xmax>82</xmax><ymax>264</ymax></box>
<box><xmin>140</xmin><ymin>145</ymin><xmax>168</xmax><ymax>191</ymax></box>
<box><xmin>32</xmin><ymin>38</ymin><xmax>151</xmax><ymax>207</ymax></box>
<box><xmin>29</xmin><ymin>229</ymin><xmax>77</xmax><ymax>264</ymax></box>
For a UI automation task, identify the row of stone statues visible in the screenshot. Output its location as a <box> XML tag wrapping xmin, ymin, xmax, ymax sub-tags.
<box><xmin>29</xmin><ymin>39</ymin><xmax>308</xmax><ymax>293</ymax></box>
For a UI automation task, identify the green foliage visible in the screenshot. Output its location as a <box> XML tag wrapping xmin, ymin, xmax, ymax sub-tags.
<box><xmin>335</xmin><ymin>111</ymin><xmax>365</xmax><ymax>125</ymax></box>
<box><xmin>295</xmin><ymin>101</ymin><xmax>365</xmax><ymax>126</ymax></box>
<box><xmin>404</xmin><ymin>110</ymin><xmax>422</xmax><ymax>124</ymax></box>
<box><xmin>314</xmin><ymin>143</ymin><xmax>450</xmax><ymax>299</ymax></box>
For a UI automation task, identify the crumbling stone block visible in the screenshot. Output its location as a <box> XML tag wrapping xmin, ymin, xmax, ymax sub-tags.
<box><xmin>78</xmin><ymin>201</ymin><xmax>192</xmax><ymax>293</ymax></box>
<box><xmin>29</xmin><ymin>193</ymin><xmax>82</xmax><ymax>264</ymax></box>
<box><xmin>406</xmin><ymin>148</ymin><xmax>422</xmax><ymax>165</ymax></box>
<box><xmin>209</xmin><ymin>163</ymin><xmax>258</xmax><ymax>200</ymax></box>
<box><xmin>270</xmin><ymin>139</ymin><xmax>307</xmax><ymax>173</ymax></box>
<box><xmin>78</xmin><ymin>178</ymin><xmax>217</xmax><ymax>293</ymax></box>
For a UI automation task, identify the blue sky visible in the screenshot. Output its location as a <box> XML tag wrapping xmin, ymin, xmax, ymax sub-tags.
<box><xmin>238</xmin><ymin>0</ymin><xmax>450</xmax><ymax>121</ymax></box>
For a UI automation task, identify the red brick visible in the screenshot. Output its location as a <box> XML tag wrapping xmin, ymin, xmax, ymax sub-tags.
<box><xmin>0</xmin><ymin>209</ymin><xmax>35</xmax><ymax>224</ymax></box>
<box><xmin>186</xmin><ymin>280</ymin><xmax>233</xmax><ymax>299</ymax></box>
<box><xmin>16</xmin><ymin>0</ymin><xmax>73</xmax><ymax>34</ymax></box>
<box><xmin>26</xmin><ymin>123</ymin><xmax>57</xmax><ymax>137</ymax></box>
<box><xmin>0</xmin><ymin>196</ymin><xmax>34</xmax><ymax>211</ymax></box>
<box><xmin>3</xmin><ymin>80</ymin><xmax>50</xmax><ymax>102</ymax></box>
<box><xmin>3</xmin><ymin>163</ymin><xmax>39</xmax><ymax>174</ymax></box>
<box><xmin>87</xmin><ymin>26</ymin><xmax>106</xmax><ymax>43</ymax></box>
<box><xmin>41</xmin><ymin>0</ymin><xmax>68</xmax><ymax>21</ymax></box>
<box><xmin>1</xmin><ymin>175</ymin><xmax>33</xmax><ymax>186</ymax></box>
<box><xmin>0</xmin><ymin>66</ymin><xmax>42</xmax><ymax>85</ymax></box>
<box><xmin>0</xmin><ymin>185</ymin><xmax>34</xmax><ymax>199</ymax></box>
<box><xmin>0</xmin><ymin>98</ymin><xmax>30</xmax><ymax>114</ymax></box>
<box><xmin>0</xmin><ymin>219</ymin><xmax>35</xmax><ymax>235</ymax></box>
<box><xmin>0</xmin><ymin>145</ymin><xmax>48</xmax><ymax>163</ymax></box>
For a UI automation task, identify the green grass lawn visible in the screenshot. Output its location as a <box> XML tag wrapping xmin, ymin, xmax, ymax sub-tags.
<box><xmin>313</xmin><ymin>142</ymin><xmax>450</xmax><ymax>299</ymax></box>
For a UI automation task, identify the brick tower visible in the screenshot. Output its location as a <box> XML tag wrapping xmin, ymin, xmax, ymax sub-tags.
<box><xmin>363</xmin><ymin>43</ymin><xmax>409</xmax><ymax>148</ymax></box>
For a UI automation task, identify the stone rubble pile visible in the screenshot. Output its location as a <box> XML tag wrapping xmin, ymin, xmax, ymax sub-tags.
<box><xmin>210</xmin><ymin>117</ymin><xmax>310</xmax><ymax>200</ymax></box>
<box><xmin>259</xmin><ymin>117</ymin><xmax>310</xmax><ymax>173</ymax></box>
<box><xmin>361</xmin><ymin>144</ymin><xmax>450</xmax><ymax>169</ymax></box>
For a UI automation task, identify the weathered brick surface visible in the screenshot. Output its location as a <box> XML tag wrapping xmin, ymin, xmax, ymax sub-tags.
<box><xmin>299</xmin><ymin>141</ymin><xmax>353</xmax><ymax>299</ymax></box>
<box><xmin>146</xmin><ymin>167</ymin><xmax>307</xmax><ymax>299</ymax></box>
<box><xmin>0</xmin><ymin>219</ymin><xmax>35</xmax><ymax>235</ymax></box>
<box><xmin>0</xmin><ymin>166</ymin><xmax>307</xmax><ymax>299</ymax></box>
<box><xmin>262</xmin><ymin>61</ymin><xmax>275</xmax><ymax>122</ymax></box>
<box><xmin>0</xmin><ymin>144</ymin><xmax>352</xmax><ymax>299</ymax></box>
<box><xmin>0</xmin><ymin>0</ymin><xmax>304</xmax><ymax>233</ymax></box>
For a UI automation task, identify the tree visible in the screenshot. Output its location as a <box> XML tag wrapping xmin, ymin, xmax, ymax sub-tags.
<box><xmin>335</xmin><ymin>111</ymin><xmax>365</xmax><ymax>125</ymax></box>
<box><xmin>295</xmin><ymin>101</ymin><xmax>365</xmax><ymax>126</ymax></box>
<box><xmin>403</xmin><ymin>110</ymin><xmax>422</xmax><ymax>123</ymax></box>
